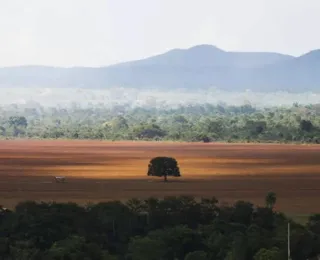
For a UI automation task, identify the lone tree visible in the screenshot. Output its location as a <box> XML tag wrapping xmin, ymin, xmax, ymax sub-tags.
<box><xmin>265</xmin><ymin>191</ymin><xmax>277</xmax><ymax>209</ymax></box>
<box><xmin>147</xmin><ymin>157</ymin><xmax>181</xmax><ymax>182</ymax></box>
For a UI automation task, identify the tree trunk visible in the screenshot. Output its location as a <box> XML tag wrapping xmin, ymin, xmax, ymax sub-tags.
<box><xmin>164</xmin><ymin>175</ymin><xmax>168</xmax><ymax>182</ymax></box>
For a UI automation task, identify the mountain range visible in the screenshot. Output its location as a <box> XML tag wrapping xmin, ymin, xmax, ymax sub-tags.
<box><xmin>1</xmin><ymin>44</ymin><xmax>320</xmax><ymax>92</ymax></box>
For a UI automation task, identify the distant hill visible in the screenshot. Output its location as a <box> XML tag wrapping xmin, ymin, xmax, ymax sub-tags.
<box><xmin>0</xmin><ymin>45</ymin><xmax>320</xmax><ymax>92</ymax></box>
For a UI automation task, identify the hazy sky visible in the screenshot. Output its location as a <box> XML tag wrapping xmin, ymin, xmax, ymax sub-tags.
<box><xmin>1</xmin><ymin>0</ymin><xmax>320</xmax><ymax>67</ymax></box>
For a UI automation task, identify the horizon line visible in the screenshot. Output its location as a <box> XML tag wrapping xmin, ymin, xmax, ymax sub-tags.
<box><xmin>1</xmin><ymin>44</ymin><xmax>319</xmax><ymax>69</ymax></box>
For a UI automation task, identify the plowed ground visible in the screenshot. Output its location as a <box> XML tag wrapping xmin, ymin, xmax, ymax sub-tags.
<box><xmin>0</xmin><ymin>140</ymin><xmax>319</xmax><ymax>214</ymax></box>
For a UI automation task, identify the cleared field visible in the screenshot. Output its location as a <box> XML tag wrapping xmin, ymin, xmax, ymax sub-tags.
<box><xmin>0</xmin><ymin>140</ymin><xmax>319</xmax><ymax>214</ymax></box>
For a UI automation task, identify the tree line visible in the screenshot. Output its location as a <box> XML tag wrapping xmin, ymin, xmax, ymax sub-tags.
<box><xmin>0</xmin><ymin>103</ymin><xmax>319</xmax><ymax>143</ymax></box>
<box><xmin>0</xmin><ymin>194</ymin><xmax>320</xmax><ymax>259</ymax></box>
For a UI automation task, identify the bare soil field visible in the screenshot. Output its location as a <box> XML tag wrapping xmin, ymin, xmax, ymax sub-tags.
<box><xmin>0</xmin><ymin>140</ymin><xmax>319</xmax><ymax>214</ymax></box>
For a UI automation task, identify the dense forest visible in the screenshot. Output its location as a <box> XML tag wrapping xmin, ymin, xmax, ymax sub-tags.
<box><xmin>0</xmin><ymin>103</ymin><xmax>319</xmax><ymax>143</ymax></box>
<box><xmin>0</xmin><ymin>194</ymin><xmax>320</xmax><ymax>259</ymax></box>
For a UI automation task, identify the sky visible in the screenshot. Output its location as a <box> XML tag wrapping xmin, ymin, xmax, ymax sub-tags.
<box><xmin>1</xmin><ymin>0</ymin><xmax>320</xmax><ymax>67</ymax></box>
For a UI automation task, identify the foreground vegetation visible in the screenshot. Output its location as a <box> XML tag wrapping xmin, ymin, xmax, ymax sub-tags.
<box><xmin>0</xmin><ymin>194</ymin><xmax>320</xmax><ymax>259</ymax></box>
<box><xmin>0</xmin><ymin>103</ymin><xmax>319</xmax><ymax>143</ymax></box>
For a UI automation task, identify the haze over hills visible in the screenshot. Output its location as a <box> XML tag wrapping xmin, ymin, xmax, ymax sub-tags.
<box><xmin>0</xmin><ymin>44</ymin><xmax>320</xmax><ymax>92</ymax></box>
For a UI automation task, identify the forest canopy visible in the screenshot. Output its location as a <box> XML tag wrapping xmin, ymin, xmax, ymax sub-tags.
<box><xmin>0</xmin><ymin>103</ymin><xmax>319</xmax><ymax>143</ymax></box>
<box><xmin>1</xmin><ymin>195</ymin><xmax>320</xmax><ymax>259</ymax></box>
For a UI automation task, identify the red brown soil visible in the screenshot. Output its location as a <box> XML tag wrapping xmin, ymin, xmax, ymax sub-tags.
<box><xmin>0</xmin><ymin>140</ymin><xmax>319</xmax><ymax>214</ymax></box>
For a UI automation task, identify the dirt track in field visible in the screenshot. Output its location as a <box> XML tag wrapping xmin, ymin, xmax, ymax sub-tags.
<box><xmin>0</xmin><ymin>140</ymin><xmax>319</xmax><ymax>214</ymax></box>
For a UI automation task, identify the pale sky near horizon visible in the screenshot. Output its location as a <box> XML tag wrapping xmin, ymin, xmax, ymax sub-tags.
<box><xmin>1</xmin><ymin>0</ymin><xmax>320</xmax><ymax>67</ymax></box>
